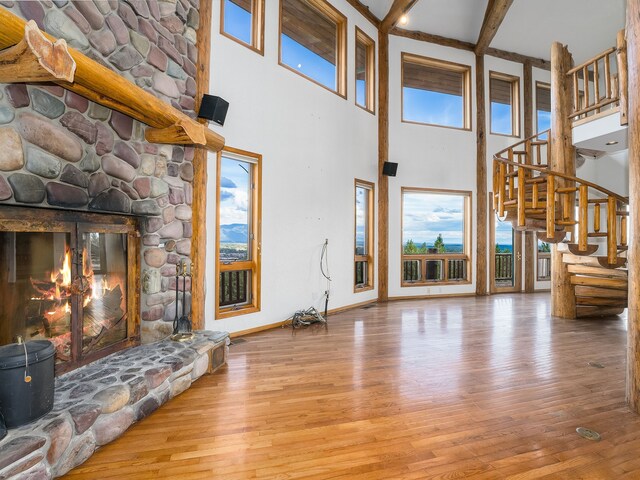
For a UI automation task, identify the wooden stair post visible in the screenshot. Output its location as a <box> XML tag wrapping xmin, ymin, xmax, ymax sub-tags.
<box><xmin>550</xmin><ymin>41</ymin><xmax>576</xmax><ymax>319</ymax></box>
<box><xmin>626</xmin><ymin>0</ymin><xmax>640</xmax><ymax>414</ymax></box>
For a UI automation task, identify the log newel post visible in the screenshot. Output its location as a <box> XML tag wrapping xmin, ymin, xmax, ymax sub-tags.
<box><xmin>550</xmin><ymin>42</ymin><xmax>576</xmax><ymax>319</ymax></box>
<box><xmin>626</xmin><ymin>0</ymin><xmax>640</xmax><ymax>413</ymax></box>
<box><xmin>523</xmin><ymin>61</ymin><xmax>535</xmax><ymax>293</ymax></box>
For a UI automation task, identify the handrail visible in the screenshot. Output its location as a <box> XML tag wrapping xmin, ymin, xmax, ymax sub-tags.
<box><xmin>567</xmin><ymin>47</ymin><xmax>616</xmax><ymax>75</ymax></box>
<box><xmin>494</xmin><ymin>129</ymin><xmax>550</xmax><ymax>159</ymax></box>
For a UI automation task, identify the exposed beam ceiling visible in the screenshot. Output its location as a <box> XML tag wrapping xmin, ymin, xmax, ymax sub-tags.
<box><xmin>344</xmin><ymin>0</ymin><xmax>380</xmax><ymax>27</ymax></box>
<box><xmin>381</xmin><ymin>0</ymin><xmax>418</xmax><ymax>32</ymax></box>
<box><xmin>474</xmin><ymin>0</ymin><xmax>514</xmax><ymax>55</ymax></box>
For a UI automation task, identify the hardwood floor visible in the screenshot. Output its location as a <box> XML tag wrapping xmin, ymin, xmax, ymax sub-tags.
<box><xmin>63</xmin><ymin>293</ymin><xmax>640</xmax><ymax>479</ymax></box>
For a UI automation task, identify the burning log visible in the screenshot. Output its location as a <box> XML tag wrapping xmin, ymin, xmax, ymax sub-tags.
<box><xmin>83</xmin><ymin>284</ymin><xmax>124</xmax><ymax>337</ymax></box>
<box><xmin>30</xmin><ymin>278</ymin><xmax>70</xmax><ymax>299</ymax></box>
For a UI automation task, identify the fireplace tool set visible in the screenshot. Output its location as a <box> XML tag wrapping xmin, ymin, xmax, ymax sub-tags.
<box><xmin>171</xmin><ymin>260</ymin><xmax>195</xmax><ymax>342</ymax></box>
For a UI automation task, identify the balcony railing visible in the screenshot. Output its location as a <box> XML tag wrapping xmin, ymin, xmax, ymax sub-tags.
<box><xmin>219</xmin><ymin>270</ymin><xmax>249</xmax><ymax>307</ymax></box>
<box><xmin>537</xmin><ymin>252</ymin><xmax>551</xmax><ymax>281</ymax></box>
<box><xmin>402</xmin><ymin>254</ymin><xmax>469</xmax><ymax>285</ymax></box>
<box><xmin>495</xmin><ymin>253</ymin><xmax>513</xmax><ymax>281</ymax></box>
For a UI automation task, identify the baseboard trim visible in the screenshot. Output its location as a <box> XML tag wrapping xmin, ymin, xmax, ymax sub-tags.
<box><xmin>387</xmin><ymin>292</ymin><xmax>476</xmax><ymax>301</ymax></box>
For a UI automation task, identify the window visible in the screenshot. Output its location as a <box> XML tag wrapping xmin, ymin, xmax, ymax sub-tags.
<box><xmin>355</xmin><ymin>180</ymin><xmax>374</xmax><ymax>291</ymax></box>
<box><xmin>279</xmin><ymin>0</ymin><xmax>347</xmax><ymax>96</ymax></box>
<box><xmin>401</xmin><ymin>53</ymin><xmax>471</xmax><ymax>130</ymax></box>
<box><xmin>536</xmin><ymin>81</ymin><xmax>551</xmax><ymax>136</ymax></box>
<box><xmin>537</xmin><ymin>239</ymin><xmax>551</xmax><ymax>281</ymax></box>
<box><xmin>220</xmin><ymin>0</ymin><xmax>265</xmax><ymax>53</ymax></box>
<box><xmin>355</xmin><ymin>28</ymin><xmax>375</xmax><ymax>113</ymax></box>
<box><xmin>401</xmin><ymin>188</ymin><xmax>471</xmax><ymax>286</ymax></box>
<box><xmin>490</xmin><ymin>72</ymin><xmax>520</xmax><ymax>136</ymax></box>
<box><xmin>216</xmin><ymin>148</ymin><xmax>262</xmax><ymax>318</ymax></box>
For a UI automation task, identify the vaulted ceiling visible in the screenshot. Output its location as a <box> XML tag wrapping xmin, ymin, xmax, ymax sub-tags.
<box><xmin>358</xmin><ymin>0</ymin><xmax>626</xmax><ymax>64</ymax></box>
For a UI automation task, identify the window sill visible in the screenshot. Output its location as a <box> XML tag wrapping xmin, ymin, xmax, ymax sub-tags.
<box><xmin>278</xmin><ymin>61</ymin><xmax>346</xmax><ymax>99</ymax></box>
<box><xmin>220</xmin><ymin>31</ymin><xmax>264</xmax><ymax>56</ymax></box>
<box><xmin>216</xmin><ymin>305</ymin><xmax>260</xmax><ymax>320</ymax></box>
<box><xmin>401</xmin><ymin>280</ymin><xmax>471</xmax><ymax>288</ymax></box>
<box><xmin>354</xmin><ymin>284</ymin><xmax>374</xmax><ymax>293</ymax></box>
<box><xmin>401</xmin><ymin>118</ymin><xmax>472</xmax><ymax>132</ymax></box>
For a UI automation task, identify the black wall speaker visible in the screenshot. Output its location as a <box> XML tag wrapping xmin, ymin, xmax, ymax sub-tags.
<box><xmin>198</xmin><ymin>94</ymin><xmax>229</xmax><ymax>126</ymax></box>
<box><xmin>383</xmin><ymin>162</ymin><xmax>398</xmax><ymax>176</ymax></box>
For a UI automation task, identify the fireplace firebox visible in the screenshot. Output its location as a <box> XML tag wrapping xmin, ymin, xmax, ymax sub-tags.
<box><xmin>0</xmin><ymin>207</ymin><xmax>140</xmax><ymax>374</ymax></box>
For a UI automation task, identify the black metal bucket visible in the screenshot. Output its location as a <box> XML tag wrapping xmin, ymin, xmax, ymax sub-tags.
<box><xmin>0</xmin><ymin>339</ymin><xmax>55</xmax><ymax>428</ymax></box>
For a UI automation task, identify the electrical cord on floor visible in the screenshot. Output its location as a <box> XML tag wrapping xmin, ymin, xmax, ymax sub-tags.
<box><xmin>320</xmin><ymin>239</ymin><xmax>331</xmax><ymax>319</ymax></box>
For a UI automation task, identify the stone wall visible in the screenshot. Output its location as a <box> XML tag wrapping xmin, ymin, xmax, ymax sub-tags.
<box><xmin>0</xmin><ymin>0</ymin><xmax>201</xmax><ymax>342</ymax></box>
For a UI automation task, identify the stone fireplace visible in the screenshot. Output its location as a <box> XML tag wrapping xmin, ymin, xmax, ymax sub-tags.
<box><xmin>0</xmin><ymin>207</ymin><xmax>140</xmax><ymax>374</ymax></box>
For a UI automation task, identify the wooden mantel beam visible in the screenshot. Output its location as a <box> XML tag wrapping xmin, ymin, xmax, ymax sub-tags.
<box><xmin>474</xmin><ymin>0</ymin><xmax>514</xmax><ymax>56</ymax></box>
<box><xmin>381</xmin><ymin>0</ymin><xmax>418</xmax><ymax>32</ymax></box>
<box><xmin>0</xmin><ymin>7</ymin><xmax>225</xmax><ymax>152</ymax></box>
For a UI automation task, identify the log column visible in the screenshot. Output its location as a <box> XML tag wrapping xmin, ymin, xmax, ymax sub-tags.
<box><xmin>523</xmin><ymin>61</ymin><xmax>536</xmax><ymax>293</ymax></box>
<box><xmin>476</xmin><ymin>54</ymin><xmax>488</xmax><ymax>295</ymax></box>
<box><xmin>626</xmin><ymin>0</ymin><xmax>640</xmax><ymax>413</ymax></box>
<box><xmin>549</xmin><ymin>42</ymin><xmax>576</xmax><ymax>318</ymax></box>
<box><xmin>377</xmin><ymin>29</ymin><xmax>389</xmax><ymax>302</ymax></box>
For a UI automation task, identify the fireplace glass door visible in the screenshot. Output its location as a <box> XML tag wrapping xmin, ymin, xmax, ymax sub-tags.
<box><xmin>0</xmin><ymin>211</ymin><xmax>138</xmax><ymax>372</ymax></box>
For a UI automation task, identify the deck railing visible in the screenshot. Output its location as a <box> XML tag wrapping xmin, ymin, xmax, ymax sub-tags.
<box><xmin>537</xmin><ymin>252</ymin><xmax>551</xmax><ymax>281</ymax></box>
<box><xmin>494</xmin><ymin>253</ymin><xmax>513</xmax><ymax>281</ymax></box>
<box><xmin>402</xmin><ymin>254</ymin><xmax>469</xmax><ymax>285</ymax></box>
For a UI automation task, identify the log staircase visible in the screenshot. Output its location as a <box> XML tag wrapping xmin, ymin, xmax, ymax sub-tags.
<box><xmin>492</xmin><ymin>130</ymin><xmax>629</xmax><ymax>318</ymax></box>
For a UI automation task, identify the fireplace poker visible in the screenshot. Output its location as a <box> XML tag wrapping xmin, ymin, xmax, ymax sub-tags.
<box><xmin>172</xmin><ymin>262</ymin><xmax>180</xmax><ymax>335</ymax></box>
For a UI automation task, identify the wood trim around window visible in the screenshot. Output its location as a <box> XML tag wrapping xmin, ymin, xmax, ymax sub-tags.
<box><xmin>278</xmin><ymin>0</ymin><xmax>348</xmax><ymax>98</ymax></box>
<box><xmin>354</xmin><ymin>179</ymin><xmax>375</xmax><ymax>292</ymax></box>
<box><xmin>215</xmin><ymin>146</ymin><xmax>262</xmax><ymax>319</ymax></box>
<box><xmin>220</xmin><ymin>0</ymin><xmax>265</xmax><ymax>55</ymax></box>
<box><xmin>400</xmin><ymin>187</ymin><xmax>472</xmax><ymax>287</ymax></box>
<box><xmin>355</xmin><ymin>27</ymin><xmax>375</xmax><ymax>114</ymax></box>
<box><xmin>489</xmin><ymin>71</ymin><xmax>521</xmax><ymax>137</ymax></box>
<box><xmin>535</xmin><ymin>81</ymin><xmax>551</xmax><ymax>134</ymax></box>
<box><xmin>401</xmin><ymin>52</ymin><xmax>472</xmax><ymax>131</ymax></box>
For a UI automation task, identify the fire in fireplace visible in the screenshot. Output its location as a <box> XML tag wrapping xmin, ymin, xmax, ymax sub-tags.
<box><xmin>0</xmin><ymin>207</ymin><xmax>140</xmax><ymax>373</ymax></box>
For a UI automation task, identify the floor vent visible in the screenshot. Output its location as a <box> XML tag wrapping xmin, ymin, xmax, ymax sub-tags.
<box><xmin>576</xmin><ymin>427</ymin><xmax>601</xmax><ymax>441</ymax></box>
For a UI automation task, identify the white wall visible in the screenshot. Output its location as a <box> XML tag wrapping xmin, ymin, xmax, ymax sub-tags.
<box><xmin>387</xmin><ymin>37</ymin><xmax>477</xmax><ymax>298</ymax></box>
<box><xmin>205</xmin><ymin>0</ymin><xmax>379</xmax><ymax>333</ymax></box>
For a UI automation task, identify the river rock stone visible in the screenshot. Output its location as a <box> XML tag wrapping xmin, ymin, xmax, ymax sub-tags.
<box><xmin>124</xmin><ymin>0</ymin><xmax>150</xmax><ymax>17</ymax></box>
<box><xmin>30</xmin><ymin>89</ymin><xmax>65</xmax><ymax>119</ymax></box>
<box><xmin>147</xmin><ymin>45</ymin><xmax>168</xmax><ymax>71</ymax></box>
<box><xmin>105</xmin><ymin>14</ymin><xmax>129</xmax><ymax>45</ymax></box>
<box><xmin>69</xmin><ymin>404</ymin><xmax>101</xmax><ymax>434</ymax></box>
<box><xmin>61</xmin><ymin>112</ymin><xmax>98</xmax><ymax>144</ymax></box>
<box><xmin>133</xmin><ymin>177</ymin><xmax>151</xmax><ymax>198</ymax></box>
<box><xmin>95</xmin><ymin>123</ymin><xmax>114</xmax><ymax>156</ymax></box>
<box><xmin>176</xmin><ymin>239</ymin><xmax>191</xmax><ymax>255</ymax></box>
<box><xmin>60</xmin><ymin>164</ymin><xmax>89</xmax><ymax>188</ymax></box>
<box><xmin>144</xmin><ymin>248</ymin><xmax>166</xmax><ymax>268</ymax></box>
<box><xmin>102</xmin><ymin>155</ymin><xmax>136</xmax><ymax>182</ymax></box>
<box><xmin>5</xmin><ymin>84</ymin><xmax>29</xmax><ymax>108</ymax></box>
<box><xmin>80</xmin><ymin>152</ymin><xmax>101</xmax><ymax>173</ymax></box>
<box><xmin>149</xmin><ymin>177</ymin><xmax>169</xmax><ymax>197</ymax></box>
<box><xmin>174</xmin><ymin>205</ymin><xmax>192</xmax><ymax>220</ymax></box>
<box><xmin>160</xmin><ymin>14</ymin><xmax>183</xmax><ymax>34</ymax></box>
<box><xmin>25</xmin><ymin>147</ymin><xmax>61</xmax><ymax>178</ymax></box>
<box><xmin>93</xmin><ymin>408</ymin><xmax>134</xmax><ymax>446</ymax></box>
<box><xmin>55</xmin><ymin>433</ymin><xmax>96</xmax><ymax>476</ymax></box>
<box><xmin>180</xmin><ymin>162</ymin><xmax>194</xmax><ymax>181</ymax></box>
<box><xmin>46</xmin><ymin>182</ymin><xmax>89</xmax><ymax>208</ymax></box>
<box><xmin>146</xmin><ymin>217</ymin><xmax>163</xmax><ymax>233</ymax></box>
<box><xmin>163</xmin><ymin>206</ymin><xmax>175</xmax><ymax>224</ymax></box>
<box><xmin>139</xmin><ymin>155</ymin><xmax>156</xmax><ymax>176</ymax></box>
<box><xmin>65</xmin><ymin>91</ymin><xmax>89</xmax><ymax>113</ymax></box>
<box><xmin>0</xmin><ymin>436</ymin><xmax>46</xmax><ymax>471</ymax></box>
<box><xmin>89</xmin><ymin>28</ymin><xmax>117</xmax><ymax>56</ymax></box>
<box><xmin>89</xmin><ymin>188</ymin><xmax>131</xmax><ymax>213</ymax></box>
<box><xmin>135</xmin><ymin>396</ymin><xmax>160</xmax><ymax>420</ymax></box>
<box><xmin>114</xmin><ymin>141</ymin><xmax>140</xmax><ymax>167</ymax></box>
<box><xmin>72</xmin><ymin>0</ymin><xmax>105</xmax><ymax>29</ymax></box>
<box><xmin>152</xmin><ymin>72</ymin><xmax>180</xmax><ymax>98</ymax></box>
<box><xmin>138</xmin><ymin>17</ymin><xmax>158</xmax><ymax>42</ymax></box>
<box><xmin>127</xmin><ymin>377</ymin><xmax>149</xmax><ymax>404</ymax></box>
<box><xmin>7</xmin><ymin>174</ymin><xmax>45</xmax><ymax>203</ymax></box>
<box><xmin>44</xmin><ymin>418</ymin><xmax>73</xmax><ymax>465</ymax></box>
<box><xmin>111</xmin><ymin>46</ymin><xmax>144</xmax><ymax>71</ymax></box>
<box><xmin>132</xmin><ymin>199</ymin><xmax>161</xmax><ymax>215</ymax></box>
<box><xmin>109</xmin><ymin>111</ymin><xmax>133</xmax><ymax>140</ymax></box>
<box><xmin>0</xmin><ymin>176</ymin><xmax>12</xmax><ymax>200</ymax></box>
<box><xmin>88</xmin><ymin>102</ymin><xmax>110</xmax><ymax>121</ymax></box>
<box><xmin>168</xmin><ymin>186</ymin><xmax>184</xmax><ymax>205</ymax></box>
<box><xmin>0</xmin><ymin>128</ymin><xmax>23</xmax><ymax>171</ymax></box>
<box><xmin>19</xmin><ymin>1</ymin><xmax>45</xmax><ymax>29</ymax></box>
<box><xmin>0</xmin><ymin>107</ymin><xmax>14</xmax><ymax>124</ymax></box>
<box><xmin>18</xmin><ymin>112</ymin><xmax>83</xmax><ymax>163</ymax></box>
<box><xmin>92</xmin><ymin>385</ymin><xmax>130</xmax><ymax>414</ymax></box>
<box><xmin>65</xmin><ymin>7</ymin><xmax>91</xmax><ymax>34</ymax></box>
<box><xmin>93</xmin><ymin>0</ymin><xmax>112</xmax><ymax>15</ymax></box>
<box><xmin>117</xmin><ymin>1</ymin><xmax>138</xmax><ymax>29</ymax></box>
<box><xmin>44</xmin><ymin>9</ymin><xmax>90</xmax><ymax>50</ymax></box>
<box><xmin>120</xmin><ymin>181</ymin><xmax>140</xmax><ymax>200</ymax></box>
<box><xmin>130</xmin><ymin>30</ymin><xmax>150</xmax><ymax>57</ymax></box>
<box><xmin>158</xmin><ymin>220</ymin><xmax>183</xmax><ymax>239</ymax></box>
<box><xmin>158</xmin><ymin>35</ymin><xmax>182</xmax><ymax>65</ymax></box>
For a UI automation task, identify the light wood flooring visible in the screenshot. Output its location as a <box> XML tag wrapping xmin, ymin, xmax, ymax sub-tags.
<box><xmin>63</xmin><ymin>293</ymin><xmax>640</xmax><ymax>479</ymax></box>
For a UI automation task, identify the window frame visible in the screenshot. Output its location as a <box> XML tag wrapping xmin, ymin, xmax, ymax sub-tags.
<box><xmin>355</xmin><ymin>27</ymin><xmax>375</xmax><ymax>114</ymax></box>
<box><xmin>215</xmin><ymin>147</ymin><xmax>262</xmax><ymax>319</ymax></box>
<box><xmin>401</xmin><ymin>52</ymin><xmax>472</xmax><ymax>131</ymax></box>
<box><xmin>489</xmin><ymin>71</ymin><xmax>521</xmax><ymax>138</ymax></box>
<box><xmin>535</xmin><ymin>81</ymin><xmax>551</xmax><ymax>134</ymax></box>
<box><xmin>400</xmin><ymin>187</ymin><xmax>472</xmax><ymax>287</ymax></box>
<box><xmin>536</xmin><ymin>240</ymin><xmax>551</xmax><ymax>282</ymax></box>
<box><xmin>354</xmin><ymin>179</ymin><xmax>375</xmax><ymax>292</ymax></box>
<box><xmin>220</xmin><ymin>0</ymin><xmax>265</xmax><ymax>55</ymax></box>
<box><xmin>278</xmin><ymin>0</ymin><xmax>348</xmax><ymax>98</ymax></box>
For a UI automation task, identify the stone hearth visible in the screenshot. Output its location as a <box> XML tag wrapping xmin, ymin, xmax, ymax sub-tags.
<box><xmin>0</xmin><ymin>331</ymin><xmax>229</xmax><ymax>480</ymax></box>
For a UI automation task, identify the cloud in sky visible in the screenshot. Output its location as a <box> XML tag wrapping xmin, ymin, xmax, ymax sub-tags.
<box><xmin>220</xmin><ymin>177</ymin><xmax>237</xmax><ymax>188</ymax></box>
<box><xmin>403</xmin><ymin>192</ymin><xmax>465</xmax><ymax>245</ymax></box>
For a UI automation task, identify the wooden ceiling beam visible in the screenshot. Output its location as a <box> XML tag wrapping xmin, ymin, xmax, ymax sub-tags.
<box><xmin>344</xmin><ymin>0</ymin><xmax>380</xmax><ymax>27</ymax></box>
<box><xmin>381</xmin><ymin>0</ymin><xmax>418</xmax><ymax>32</ymax></box>
<box><xmin>474</xmin><ymin>0</ymin><xmax>513</xmax><ymax>56</ymax></box>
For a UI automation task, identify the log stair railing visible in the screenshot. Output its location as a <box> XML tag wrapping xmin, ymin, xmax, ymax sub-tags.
<box><xmin>0</xmin><ymin>10</ymin><xmax>225</xmax><ymax>152</ymax></box>
<box><xmin>493</xmin><ymin>131</ymin><xmax>629</xmax><ymax>317</ymax></box>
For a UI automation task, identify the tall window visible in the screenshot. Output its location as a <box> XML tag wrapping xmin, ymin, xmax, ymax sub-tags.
<box><xmin>279</xmin><ymin>0</ymin><xmax>347</xmax><ymax>96</ymax></box>
<box><xmin>355</xmin><ymin>180</ymin><xmax>374</xmax><ymax>291</ymax></box>
<box><xmin>355</xmin><ymin>28</ymin><xmax>375</xmax><ymax>113</ymax></box>
<box><xmin>402</xmin><ymin>53</ymin><xmax>471</xmax><ymax>130</ymax></box>
<box><xmin>536</xmin><ymin>81</ymin><xmax>551</xmax><ymax>136</ymax></box>
<box><xmin>490</xmin><ymin>72</ymin><xmax>520</xmax><ymax>136</ymax></box>
<box><xmin>537</xmin><ymin>239</ymin><xmax>551</xmax><ymax>281</ymax></box>
<box><xmin>220</xmin><ymin>0</ymin><xmax>265</xmax><ymax>54</ymax></box>
<box><xmin>216</xmin><ymin>148</ymin><xmax>261</xmax><ymax>318</ymax></box>
<box><xmin>401</xmin><ymin>188</ymin><xmax>471</xmax><ymax>286</ymax></box>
